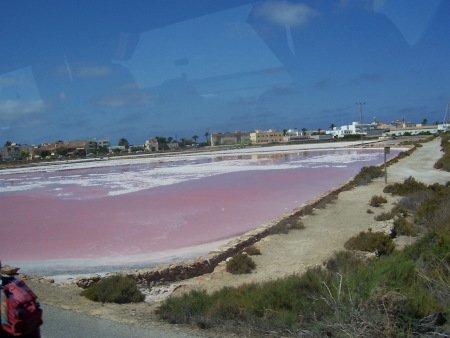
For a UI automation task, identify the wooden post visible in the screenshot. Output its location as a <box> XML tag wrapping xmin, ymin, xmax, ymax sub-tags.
<box><xmin>384</xmin><ymin>146</ymin><xmax>390</xmax><ymax>184</ymax></box>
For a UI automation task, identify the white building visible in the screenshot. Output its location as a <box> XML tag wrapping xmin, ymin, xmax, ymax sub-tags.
<box><xmin>387</xmin><ymin>125</ymin><xmax>440</xmax><ymax>136</ymax></box>
<box><xmin>144</xmin><ymin>138</ymin><xmax>159</xmax><ymax>152</ymax></box>
<box><xmin>326</xmin><ymin>122</ymin><xmax>386</xmax><ymax>138</ymax></box>
<box><xmin>95</xmin><ymin>138</ymin><xmax>110</xmax><ymax>148</ymax></box>
<box><xmin>285</xmin><ymin>128</ymin><xmax>300</xmax><ymax>136</ymax></box>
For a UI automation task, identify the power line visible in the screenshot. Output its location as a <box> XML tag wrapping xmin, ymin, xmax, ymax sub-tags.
<box><xmin>356</xmin><ymin>102</ymin><xmax>365</xmax><ymax>146</ymax></box>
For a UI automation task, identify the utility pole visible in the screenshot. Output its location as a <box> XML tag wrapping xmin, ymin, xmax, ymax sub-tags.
<box><xmin>447</xmin><ymin>101</ymin><xmax>450</xmax><ymax>124</ymax></box>
<box><xmin>356</xmin><ymin>102</ymin><xmax>365</xmax><ymax>147</ymax></box>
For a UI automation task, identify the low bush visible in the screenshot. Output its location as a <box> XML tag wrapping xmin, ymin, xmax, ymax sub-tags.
<box><xmin>325</xmin><ymin>250</ymin><xmax>363</xmax><ymax>274</ymax></box>
<box><xmin>244</xmin><ymin>245</ymin><xmax>261</xmax><ymax>256</ymax></box>
<box><xmin>344</xmin><ymin>231</ymin><xmax>395</xmax><ymax>255</ymax></box>
<box><xmin>353</xmin><ymin>166</ymin><xmax>384</xmax><ymax>185</ymax></box>
<box><xmin>416</xmin><ymin>192</ymin><xmax>450</xmax><ymax>227</ymax></box>
<box><xmin>80</xmin><ymin>275</ymin><xmax>144</xmax><ymax>304</ymax></box>
<box><xmin>398</xmin><ymin>190</ymin><xmax>434</xmax><ymax>211</ymax></box>
<box><xmin>383</xmin><ymin>176</ymin><xmax>428</xmax><ymax>195</ymax></box>
<box><xmin>366</xmin><ymin>209</ymin><xmax>374</xmax><ymax>214</ymax></box>
<box><xmin>269</xmin><ymin>216</ymin><xmax>305</xmax><ymax>234</ymax></box>
<box><xmin>434</xmin><ymin>133</ymin><xmax>450</xmax><ymax>171</ymax></box>
<box><xmin>374</xmin><ymin>205</ymin><xmax>408</xmax><ymax>221</ymax></box>
<box><xmin>369</xmin><ymin>195</ymin><xmax>387</xmax><ymax>207</ymax></box>
<box><xmin>393</xmin><ymin>217</ymin><xmax>417</xmax><ymax>237</ymax></box>
<box><xmin>374</xmin><ymin>211</ymin><xmax>393</xmax><ymax>221</ymax></box>
<box><xmin>226</xmin><ymin>253</ymin><xmax>256</xmax><ymax>274</ymax></box>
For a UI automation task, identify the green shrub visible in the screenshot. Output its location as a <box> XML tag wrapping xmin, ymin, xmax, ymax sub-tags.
<box><xmin>353</xmin><ymin>166</ymin><xmax>384</xmax><ymax>185</ymax></box>
<box><xmin>374</xmin><ymin>205</ymin><xmax>408</xmax><ymax>221</ymax></box>
<box><xmin>269</xmin><ymin>217</ymin><xmax>304</xmax><ymax>234</ymax></box>
<box><xmin>160</xmin><ymin>267</ymin><xmax>335</xmax><ymax>333</ymax></box>
<box><xmin>374</xmin><ymin>211</ymin><xmax>394</xmax><ymax>221</ymax></box>
<box><xmin>244</xmin><ymin>245</ymin><xmax>261</xmax><ymax>256</ymax></box>
<box><xmin>398</xmin><ymin>190</ymin><xmax>433</xmax><ymax>211</ymax></box>
<box><xmin>383</xmin><ymin>177</ymin><xmax>428</xmax><ymax>195</ymax></box>
<box><xmin>434</xmin><ymin>133</ymin><xmax>450</xmax><ymax>171</ymax></box>
<box><xmin>344</xmin><ymin>231</ymin><xmax>395</xmax><ymax>255</ymax></box>
<box><xmin>367</xmin><ymin>209</ymin><xmax>374</xmax><ymax>214</ymax></box>
<box><xmin>393</xmin><ymin>217</ymin><xmax>417</xmax><ymax>237</ymax></box>
<box><xmin>226</xmin><ymin>253</ymin><xmax>256</xmax><ymax>274</ymax></box>
<box><xmin>80</xmin><ymin>275</ymin><xmax>144</xmax><ymax>304</ymax></box>
<box><xmin>369</xmin><ymin>195</ymin><xmax>387</xmax><ymax>207</ymax></box>
<box><xmin>325</xmin><ymin>251</ymin><xmax>363</xmax><ymax>274</ymax></box>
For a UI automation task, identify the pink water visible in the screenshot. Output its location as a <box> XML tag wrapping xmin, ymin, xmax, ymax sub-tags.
<box><xmin>0</xmin><ymin>149</ymin><xmax>398</xmax><ymax>273</ymax></box>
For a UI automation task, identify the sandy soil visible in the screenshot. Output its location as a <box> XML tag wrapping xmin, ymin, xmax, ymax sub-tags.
<box><xmin>174</xmin><ymin>137</ymin><xmax>450</xmax><ymax>294</ymax></box>
<box><xmin>22</xmin><ymin>136</ymin><xmax>449</xmax><ymax>332</ymax></box>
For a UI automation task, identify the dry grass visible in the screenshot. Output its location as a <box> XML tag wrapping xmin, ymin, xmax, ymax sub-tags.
<box><xmin>269</xmin><ymin>216</ymin><xmax>305</xmax><ymax>234</ymax></box>
<box><xmin>226</xmin><ymin>253</ymin><xmax>256</xmax><ymax>274</ymax></box>
<box><xmin>344</xmin><ymin>230</ymin><xmax>395</xmax><ymax>255</ymax></box>
<box><xmin>369</xmin><ymin>195</ymin><xmax>387</xmax><ymax>207</ymax></box>
<box><xmin>244</xmin><ymin>245</ymin><xmax>261</xmax><ymax>256</ymax></box>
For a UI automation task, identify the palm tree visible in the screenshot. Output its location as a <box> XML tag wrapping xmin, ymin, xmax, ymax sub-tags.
<box><xmin>422</xmin><ymin>118</ymin><xmax>428</xmax><ymax>125</ymax></box>
<box><xmin>301</xmin><ymin>128</ymin><xmax>307</xmax><ymax>135</ymax></box>
<box><xmin>192</xmin><ymin>135</ymin><xmax>199</xmax><ymax>144</ymax></box>
<box><xmin>330</xmin><ymin>123</ymin><xmax>336</xmax><ymax>130</ymax></box>
<box><xmin>118</xmin><ymin>138</ymin><xmax>129</xmax><ymax>149</ymax></box>
<box><xmin>204</xmin><ymin>131</ymin><xmax>209</xmax><ymax>144</ymax></box>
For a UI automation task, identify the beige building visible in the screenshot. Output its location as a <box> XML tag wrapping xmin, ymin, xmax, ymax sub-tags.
<box><xmin>250</xmin><ymin>129</ymin><xmax>284</xmax><ymax>144</ymax></box>
<box><xmin>144</xmin><ymin>138</ymin><xmax>159</xmax><ymax>152</ymax></box>
<box><xmin>210</xmin><ymin>132</ymin><xmax>251</xmax><ymax>146</ymax></box>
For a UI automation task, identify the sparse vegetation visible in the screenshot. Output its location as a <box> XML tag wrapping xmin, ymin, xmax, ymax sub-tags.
<box><xmin>398</xmin><ymin>190</ymin><xmax>434</xmax><ymax>211</ymax></box>
<box><xmin>369</xmin><ymin>195</ymin><xmax>387</xmax><ymax>207</ymax></box>
<box><xmin>383</xmin><ymin>176</ymin><xmax>427</xmax><ymax>195</ymax></box>
<box><xmin>373</xmin><ymin>204</ymin><xmax>404</xmax><ymax>221</ymax></box>
<box><xmin>366</xmin><ymin>208</ymin><xmax>374</xmax><ymax>214</ymax></box>
<box><xmin>325</xmin><ymin>250</ymin><xmax>363</xmax><ymax>274</ymax></box>
<box><xmin>353</xmin><ymin>166</ymin><xmax>383</xmax><ymax>185</ymax></box>
<box><xmin>226</xmin><ymin>253</ymin><xmax>256</xmax><ymax>274</ymax></box>
<box><xmin>434</xmin><ymin>132</ymin><xmax>450</xmax><ymax>171</ymax></box>
<box><xmin>244</xmin><ymin>245</ymin><xmax>261</xmax><ymax>256</ymax></box>
<box><xmin>160</xmin><ymin>179</ymin><xmax>450</xmax><ymax>337</ymax></box>
<box><xmin>344</xmin><ymin>231</ymin><xmax>395</xmax><ymax>255</ymax></box>
<box><xmin>81</xmin><ymin>275</ymin><xmax>144</xmax><ymax>304</ymax></box>
<box><xmin>374</xmin><ymin>211</ymin><xmax>394</xmax><ymax>221</ymax></box>
<box><xmin>393</xmin><ymin>217</ymin><xmax>417</xmax><ymax>237</ymax></box>
<box><xmin>269</xmin><ymin>216</ymin><xmax>305</xmax><ymax>234</ymax></box>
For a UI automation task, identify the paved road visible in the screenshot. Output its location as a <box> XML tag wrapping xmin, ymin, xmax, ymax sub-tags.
<box><xmin>40</xmin><ymin>304</ymin><xmax>203</xmax><ymax>338</ymax></box>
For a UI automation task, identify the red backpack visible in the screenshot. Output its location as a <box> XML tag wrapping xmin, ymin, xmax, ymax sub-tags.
<box><xmin>1</xmin><ymin>279</ymin><xmax>43</xmax><ymax>336</ymax></box>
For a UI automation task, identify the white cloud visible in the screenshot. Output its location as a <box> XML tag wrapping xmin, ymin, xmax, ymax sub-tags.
<box><xmin>255</xmin><ymin>1</ymin><xmax>319</xmax><ymax>27</ymax></box>
<box><xmin>0</xmin><ymin>100</ymin><xmax>47</xmax><ymax>120</ymax></box>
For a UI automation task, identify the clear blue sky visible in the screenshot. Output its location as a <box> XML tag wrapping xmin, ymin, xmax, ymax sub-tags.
<box><xmin>0</xmin><ymin>0</ymin><xmax>449</xmax><ymax>145</ymax></box>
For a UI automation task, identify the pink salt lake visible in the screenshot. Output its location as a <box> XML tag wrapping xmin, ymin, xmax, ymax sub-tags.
<box><xmin>0</xmin><ymin>148</ymin><xmax>399</xmax><ymax>274</ymax></box>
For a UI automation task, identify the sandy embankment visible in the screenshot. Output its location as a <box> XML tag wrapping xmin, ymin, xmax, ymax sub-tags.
<box><xmin>23</xmin><ymin>137</ymin><xmax>450</xmax><ymax>329</ymax></box>
<box><xmin>175</xmin><ymin>138</ymin><xmax>450</xmax><ymax>294</ymax></box>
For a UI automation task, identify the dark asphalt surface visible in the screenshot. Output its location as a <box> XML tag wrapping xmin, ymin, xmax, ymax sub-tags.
<box><xmin>40</xmin><ymin>304</ymin><xmax>203</xmax><ymax>338</ymax></box>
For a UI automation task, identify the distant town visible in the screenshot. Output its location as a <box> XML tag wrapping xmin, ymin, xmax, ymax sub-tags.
<box><xmin>1</xmin><ymin>119</ymin><xmax>449</xmax><ymax>162</ymax></box>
